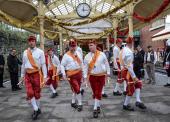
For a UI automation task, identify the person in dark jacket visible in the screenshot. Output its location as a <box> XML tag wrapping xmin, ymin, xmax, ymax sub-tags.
<box><xmin>163</xmin><ymin>40</ymin><xmax>170</xmax><ymax>87</ymax></box>
<box><xmin>7</xmin><ymin>48</ymin><xmax>22</xmax><ymax>91</ymax></box>
<box><xmin>133</xmin><ymin>48</ymin><xmax>143</xmax><ymax>80</ymax></box>
<box><xmin>137</xmin><ymin>45</ymin><xmax>145</xmax><ymax>77</ymax></box>
<box><xmin>0</xmin><ymin>50</ymin><xmax>5</xmax><ymax>88</ymax></box>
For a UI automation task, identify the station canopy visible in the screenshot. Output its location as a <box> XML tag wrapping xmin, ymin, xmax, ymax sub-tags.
<box><xmin>0</xmin><ymin>0</ymin><xmax>170</xmax><ymax>40</ymax></box>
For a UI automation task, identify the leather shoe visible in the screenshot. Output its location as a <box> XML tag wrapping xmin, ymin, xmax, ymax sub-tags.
<box><xmin>123</xmin><ymin>104</ymin><xmax>134</xmax><ymax>111</ymax></box>
<box><xmin>102</xmin><ymin>93</ymin><xmax>108</xmax><ymax>98</ymax></box>
<box><xmin>77</xmin><ymin>105</ymin><xmax>83</xmax><ymax>112</ymax></box>
<box><xmin>136</xmin><ymin>102</ymin><xmax>147</xmax><ymax>109</ymax></box>
<box><xmin>71</xmin><ymin>103</ymin><xmax>77</xmax><ymax>109</ymax></box>
<box><xmin>97</xmin><ymin>107</ymin><xmax>101</xmax><ymax>114</ymax></box>
<box><xmin>113</xmin><ymin>91</ymin><xmax>122</xmax><ymax>96</ymax></box>
<box><xmin>93</xmin><ymin>110</ymin><xmax>98</xmax><ymax>118</ymax></box>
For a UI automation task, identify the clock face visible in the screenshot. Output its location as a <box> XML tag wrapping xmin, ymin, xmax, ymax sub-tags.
<box><xmin>76</xmin><ymin>3</ymin><xmax>91</xmax><ymax>18</ymax></box>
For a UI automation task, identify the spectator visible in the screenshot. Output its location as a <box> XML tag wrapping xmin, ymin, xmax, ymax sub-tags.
<box><xmin>104</xmin><ymin>48</ymin><xmax>110</xmax><ymax>63</ymax></box>
<box><xmin>137</xmin><ymin>45</ymin><xmax>145</xmax><ymax>61</ymax></box>
<box><xmin>134</xmin><ymin>48</ymin><xmax>143</xmax><ymax>79</ymax></box>
<box><xmin>163</xmin><ymin>39</ymin><xmax>170</xmax><ymax>87</ymax></box>
<box><xmin>0</xmin><ymin>49</ymin><xmax>5</xmax><ymax>88</ymax></box>
<box><xmin>144</xmin><ymin>45</ymin><xmax>157</xmax><ymax>84</ymax></box>
<box><xmin>7</xmin><ymin>48</ymin><xmax>22</xmax><ymax>91</ymax></box>
<box><xmin>137</xmin><ymin>45</ymin><xmax>145</xmax><ymax>78</ymax></box>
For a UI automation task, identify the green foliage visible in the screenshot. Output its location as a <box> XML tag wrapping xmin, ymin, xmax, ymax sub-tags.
<box><xmin>0</xmin><ymin>22</ymin><xmax>32</xmax><ymax>42</ymax></box>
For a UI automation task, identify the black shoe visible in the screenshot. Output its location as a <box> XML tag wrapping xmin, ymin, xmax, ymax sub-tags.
<box><xmin>164</xmin><ymin>83</ymin><xmax>170</xmax><ymax>87</ymax></box>
<box><xmin>136</xmin><ymin>102</ymin><xmax>147</xmax><ymax>109</ymax></box>
<box><xmin>93</xmin><ymin>110</ymin><xmax>98</xmax><ymax>118</ymax></box>
<box><xmin>12</xmin><ymin>88</ymin><xmax>18</xmax><ymax>91</ymax></box>
<box><xmin>123</xmin><ymin>104</ymin><xmax>134</xmax><ymax>111</ymax></box>
<box><xmin>16</xmin><ymin>87</ymin><xmax>22</xmax><ymax>90</ymax></box>
<box><xmin>0</xmin><ymin>86</ymin><xmax>5</xmax><ymax>88</ymax></box>
<box><xmin>77</xmin><ymin>105</ymin><xmax>83</xmax><ymax>112</ymax></box>
<box><xmin>37</xmin><ymin>108</ymin><xmax>41</xmax><ymax>114</ymax></box>
<box><xmin>123</xmin><ymin>91</ymin><xmax>127</xmax><ymax>96</ymax></box>
<box><xmin>71</xmin><ymin>103</ymin><xmax>77</xmax><ymax>109</ymax></box>
<box><xmin>102</xmin><ymin>93</ymin><xmax>108</xmax><ymax>98</ymax></box>
<box><xmin>55</xmin><ymin>92</ymin><xmax>59</xmax><ymax>96</ymax></box>
<box><xmin>113</xmin><ymin>91</ymin><xmax>122</xmax><ymax>96</ymax></box>
<box><xmin>32</xmin><ymin>110</ymin><xmax>41</xmax><ymax>120</ymax></box>
<box><xmin>97</xmin><ymin>107</ymin><xmax>101</xmax><ymax>114</ymax></box>
<box><xmin>51</xmin><ymin>93</ymin><xmax>58</xmax><ymax>98</ymax></box>
<box><xmin>80</xmin><ymin>89</ymin><xmax>84</xmax><ymax>96</ymax></box>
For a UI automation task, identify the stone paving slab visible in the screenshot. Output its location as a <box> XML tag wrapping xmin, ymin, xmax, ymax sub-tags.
<box><xmin>0</xmin><ymin>74</ymin><xmax>170</xmax><ymax>122</ymax></box>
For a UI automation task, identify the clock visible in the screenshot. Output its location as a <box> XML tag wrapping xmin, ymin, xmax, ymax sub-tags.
<box><xmin>76</xmin><ymin>3</ymin><xmax>91</xmax><ymax>18</ymax></box>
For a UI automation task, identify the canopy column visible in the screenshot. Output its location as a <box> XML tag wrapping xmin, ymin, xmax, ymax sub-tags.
<box><xmin>59</xmin><ymin>28</ymin><xmax>63</xmax><ymax>55</ymax></box>
<box><xmin>38</xmin><ymin>0</ymin><xmax>45</xmax><ymax>50</ymax></box>
<box><xmin>127</xmin><ymin>2</ymin><xmax>134</xmax><ymax>49</ymax></box>
<box><xmin>112</xmin><ymin>18</ymin><xmax>118</xmax><ymax>45</ymax></box>
<box><xmin>106</xmin><ymin>35</ymin><xmax>110</xmax><ymax>51</ymax></box>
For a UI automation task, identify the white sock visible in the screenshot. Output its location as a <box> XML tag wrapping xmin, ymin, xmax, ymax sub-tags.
<box><xmin>72</xmin><ymin>93</ymin><xmax>76</xmax><ymax>103</ymax></box>
<box><xmin>135</xmin><ymin>88</ymin><xmax>141</xmax><ymax>102</ymax></box>
<box><xmin>94</xmin><ymin>99</ymin><xmax>98</xmax><ymax>110</ymax></box>
<box><xmin>114</xmin><ymin>83</ymin><xmax>122</xmax><ymax>92</ymax></box>
<box><xmin>123</xmin><ymin>80</ymin><xmax>127</xmax><ymax>92</ymax></box>
<box><xmin>124</xmin><ymin>96</ymin><xmax>131</xmax><ymax>106</ymax></box>
<box><xmin>76</xmin><ymin>93</ymin><xmax>82</xmax><ymax>105</ymax></box>
<box><xmin>102</xmin><ymin>87</ymin><xmax>105</xmax><ymax>94</ymax></box>
<box><xmin>31</xmin><ymin>97</ymin><xmax>38</xmax><ymax>111</ymax></box>
<box><xmin>97</xmin><ymin>100</ymin><xmax>100</xmax><ymax>107</ymax></box>
<box><xmin>36</xmin><ymin>99</ymin><xmax>40</xmax><ymax>109</ymax></box>
<box><xmin>50</xmin><ymin>84</ymin><xmax>56</xmax><ymax>93</ymax></box>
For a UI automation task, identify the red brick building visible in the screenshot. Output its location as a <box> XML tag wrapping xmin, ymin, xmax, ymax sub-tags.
<box><xmin>140</xmin><ymin>18</ymin><xmax>167</xmax><ymax>51</ymax></box>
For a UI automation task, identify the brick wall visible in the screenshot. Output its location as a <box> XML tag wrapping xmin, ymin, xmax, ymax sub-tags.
<box><xmin>140</xmin><ymin>25</ymin><xmax>166</xmax><ymax>51</ymax></box>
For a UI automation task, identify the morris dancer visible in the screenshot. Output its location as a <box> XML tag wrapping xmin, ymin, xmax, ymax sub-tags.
<box><xmin>120</xmin><ymin>37</ymin><xmax>146</xmax><ymax>111</ymax></box>
<box><xmin>61</xmin><ymin>39</ymin><xmax>84</xmax><ymax>112</ymax></box>
<box><xmin>46</xmin><ymin>48</ymin><xmax>60</xmax><ymax>98</ymax></box>
<box><xmin>84</xmin><ymin>40</ymin><xmax>110</xmax><ymax>118</ymax></box>
<box><xmin>20</xmin><ymin>36</ymin><xmax>47</xmax><ymax>120</ymax></box>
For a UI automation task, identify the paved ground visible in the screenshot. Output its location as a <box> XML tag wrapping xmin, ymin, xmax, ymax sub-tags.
<box><xmin>0</xmin><ymin>73</ymin><xmax>170</xmax><ymax>122</ymax></box>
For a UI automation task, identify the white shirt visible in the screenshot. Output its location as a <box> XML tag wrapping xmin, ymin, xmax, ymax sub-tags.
<box><xmin>84</xmin><ymin>51</ymin><xmax>110</xmax><ymax>78</ymax></box>
<box><xmin>120</xmin><ymin>46</ymin><xmax>136</xmax><ymax>78</ymax></box>
<box><xmin>47</xmin><ymin>55</ymin><xmax>60</xmax><ymax>73</ymax></box>
<box><xmin>113</xmin><ymin>45</ymin><xmax>120</xmax><ymax>69</ymax></box>
<box><xmin>61</xmin><ymin>51</ymin><xmax>83</xmax><ymax>76</ymax></box>
<box><xmin>146</xmin><ymin>51</ymin><xmax>157</xmax><ymax>64</ymax></box>
<box><xmin>21</xmin><ymin>47</ymin><xmax>47</xmax><ymax>78</ymax></box>
<box><xmin>76</xmin><ymin>46</ymin><xmax>83</xmax><ymax>56</ymax></box>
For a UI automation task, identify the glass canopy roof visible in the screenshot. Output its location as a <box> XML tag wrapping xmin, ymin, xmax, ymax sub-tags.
<box><xmin>32</xmin><ymin>0</ymin><xmax>124</xmax><ymax>17</ymax></box>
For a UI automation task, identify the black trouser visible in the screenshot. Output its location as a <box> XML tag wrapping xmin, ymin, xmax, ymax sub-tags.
<box><xmin>9</xmin><ymin>72</ymin><xmax>19</xmax><ymax>89</ymax></box>
<box><xmin>0</xmin><ymin>71</ymin><xmax>4</xmax><ymax>87</ymax></box>
<box><xmin>134</xmin><ymin>66</ymin><xmax>142</xmax><ymax>80</ymax></box>
<box><xmin>166</xmin><ymin>68</ymin><xmax>170</xmax><ymax>77</ymax></box>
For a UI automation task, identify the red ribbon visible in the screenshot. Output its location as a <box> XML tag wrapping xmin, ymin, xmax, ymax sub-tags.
<box><xmin>133</xmin><ymin>0</ymin><xmax>170</xmax><ymax>22</ymax></box>
<box><xmin>116</xmin><ymin>27</ymin><xmax>129</xmax><ymax>36</ymax></box>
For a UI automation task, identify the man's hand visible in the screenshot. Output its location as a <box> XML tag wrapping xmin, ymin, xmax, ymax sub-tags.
<box><xmin>133</xmin><ymin>77</ymin><xmax>139</xmax><ymax>83</ymax></box>
<box><xmin>18</xmin><ymin>77</ymin><xmax>24</xmax><ymax>85</ymax></box>
<box><xmin>44</xmin><ymin>77</ymin><xmax>49</xmax><ymax>83</ymax></box>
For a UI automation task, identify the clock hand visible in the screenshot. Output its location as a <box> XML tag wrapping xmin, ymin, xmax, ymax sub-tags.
<box><xmin>83</xmin><ymin>5</ymin><xmax>85</xmax><ymax>11</ymax></box>
<box><xmin>84</xmin><ymin>9</ymin><xmax>88</xmax><ymax>11</ymax></box>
